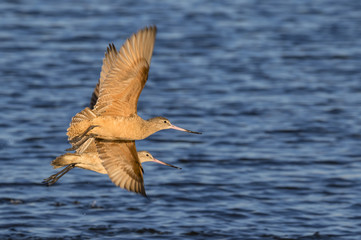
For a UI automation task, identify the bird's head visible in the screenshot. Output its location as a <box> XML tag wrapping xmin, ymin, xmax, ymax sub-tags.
<box><xmin>148</xmin><ymin>116</ymin><xmax>202</xmax><ymax>134</ymax></box>
<box><xmin>137</xmin><ymin>151</ymin><xmax>181</xmax><ymax>169</ymax></box>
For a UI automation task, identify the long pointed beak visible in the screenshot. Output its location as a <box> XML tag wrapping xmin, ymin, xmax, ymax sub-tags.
<box><xmin>169</xmin><ymin>124</ymin><xmax>202</xmax><ymax>134</ymax></box>
<box><xmin>152</xmin><ymin>158</ymin><xmax>182</xmax><ymax>169</ymax></box>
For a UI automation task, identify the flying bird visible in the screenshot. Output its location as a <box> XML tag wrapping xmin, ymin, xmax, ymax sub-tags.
<box><xmin>44</xmin><ymin>145</ymin><xmax>180</xmax><ymax>196</ymax></box>
<box><xmin>67</xmin><ymin>26</ymin><xmax>200</xmax><ymax>151</ymax></box>
<box><xmin>47</xmin><ymin>26</ymin><xmax>198</xmax><ymax>197</ymax></box>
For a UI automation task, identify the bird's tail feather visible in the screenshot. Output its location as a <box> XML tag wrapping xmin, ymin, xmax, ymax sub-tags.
<box><xmin>67</xmin><ymin>107</ymin><xmax>96</xmax><ymax>139</ymax></box>
<box><xmin>71</xmin><ymin>107</ymin><xmax>96</xmax><ymax>125</ymax></box>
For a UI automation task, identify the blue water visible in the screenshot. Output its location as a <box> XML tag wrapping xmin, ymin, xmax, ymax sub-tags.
<box><xmin>1</xmin><ymin>0</ymin><xmax>361</xmax><ymax>239</ymax></box>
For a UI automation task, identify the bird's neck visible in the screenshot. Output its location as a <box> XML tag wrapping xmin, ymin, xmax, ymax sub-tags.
<box><xmin>142</xmin><ymin>118</ymin><xmax>162</xmax><ymax>138</ymax></box>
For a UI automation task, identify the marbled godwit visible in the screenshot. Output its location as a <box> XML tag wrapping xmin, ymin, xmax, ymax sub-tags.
<box><xmin>44</xmin><ymin>143</ymin><xmax>179</xmax><ymax>196</ymax></box>
<box><xmin>60</xmin><ymin>107</ymin><xmax>181</xmax><ymax>196</ymax></box>
<box><xmin>67</xmin><ymin>26</ymin><xmax>201</xmax><ymax>151</ymax></box>
<box><xmin>48</xmin><ymin>26</ymin><xmax>198</xmax><ymax>196</ymax></box>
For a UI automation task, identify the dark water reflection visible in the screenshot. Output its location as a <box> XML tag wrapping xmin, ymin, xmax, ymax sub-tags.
<box><xmin>1</xmin><ymin>0</ymin><xmax>361</xmax><ymax>239</ymax></box>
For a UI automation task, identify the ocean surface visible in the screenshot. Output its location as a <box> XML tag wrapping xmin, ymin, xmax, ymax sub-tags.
<box><xmin>1</xmin><ymin>0</ymin><xmax>361</xmax><ymax>239</ymax></box>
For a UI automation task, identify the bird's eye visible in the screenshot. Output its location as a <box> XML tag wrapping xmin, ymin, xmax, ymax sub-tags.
<box><xmin>146</xmin><ymin>154</ymin><xmax>149</xmax><ymax>157</ymax></box>
<box><xmin>164</xmin><ymin>120</ymin><xmax>167</xmax><ymax>123</ymax></box>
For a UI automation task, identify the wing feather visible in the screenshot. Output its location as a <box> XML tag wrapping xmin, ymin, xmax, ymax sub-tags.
<box><xmin>90</xmin><ymin>44</ymin><xmax>119</xmax><ymax>109</ymax></box>
<box><xmin>95</xmin><ymin>140</ymin><xmax>146</xmax><ymax>196</ymax></box>
<box><xmin>93</xmin><ymin>26</ymin><xmax>157</xmax><ymax>117</ymax></box>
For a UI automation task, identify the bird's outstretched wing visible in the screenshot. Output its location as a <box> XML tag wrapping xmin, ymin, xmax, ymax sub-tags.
<box><xmin>95</xmin><ymin>140</ymin><xmax>146</xmax><ymax>197</ymax></box>
<box><xmin>90</xmin><ymin>43</ymin><xmax>118</xmax><ymax>109</ymax></box>
<box><xmin>93</xmin><ymin>26</ymin><xmax>157</xmax><ymax>117</ymax></box>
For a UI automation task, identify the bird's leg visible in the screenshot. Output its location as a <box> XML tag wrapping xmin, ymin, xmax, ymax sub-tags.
<box><xmin>67</xmin><ymin>125</ymin><xmax>98</xmax><ymax>152</ymax></box>
<box><xmin>66</xmin><ymin>133</ymin><xmax>97</xmax><ymax>151</ymax></box>
<box><xmin>69</xmin><ymin>125</ymin><xmax>99</xmax><ymax>144</ymax></box>
<box><xmin>76</xmin><ymin>138</ymin><xmax>94</xmax><ymax>154</ymax></box>
<box><xmin>43</xmin><ymin>164</ymin><xmax>76</xmax><ymax>186</ymax></box>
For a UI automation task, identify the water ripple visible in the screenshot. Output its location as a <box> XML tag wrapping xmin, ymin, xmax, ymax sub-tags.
<box><xmin>1</xmin><ymin>0</ymin><xmax>361</xmax><ymax>239</ymax></box>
